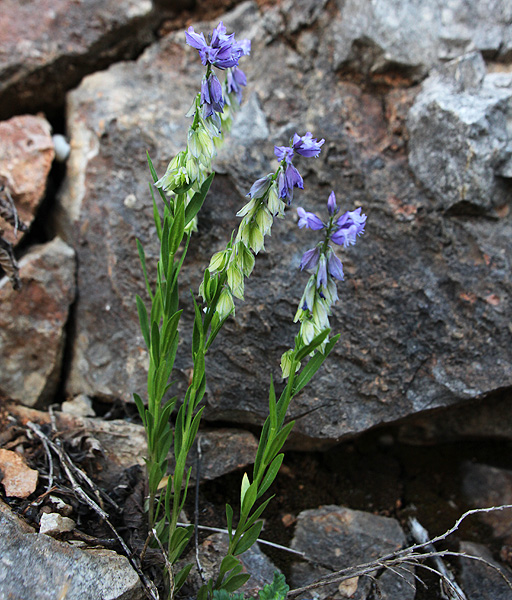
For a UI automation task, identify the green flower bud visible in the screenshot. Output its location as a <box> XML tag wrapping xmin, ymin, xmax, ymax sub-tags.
<box><xmin>209</xmin><ymin>249</ymin><xmax>229</xmax><ymax>273</ymax></box>
<box><xmin>255</xmin><ymin>205</ymin><xmax>273</xmax><ymax>236</ymax></box>
<box><xmin>266</xmin><ymin>182</ymin><xmax>282</xmax><ymax>216</ymax></box>
<box><xmin>217</xmin><ymin>287</ymin><xmax>235</xmax><ymax>320</ymax></box>
<box><xmin>186</xmin><ymin>155</ymin><xmax>200</xmax><ymax>182</ymax></box>
<box><xmin>196</xmin><ymin>126</ymin><xmax>215</xmax><ymax>159</ymax></box>
<box><xmin>249</xmin><ymin>224</ymin><xmax>265</xmax><ymax>254</ymax></box>
<box><xmin>227</xmin><ymin>263</ymin><xmax>244</xmax><ymax>299</ymax></box>
<box><xmin>280</xmin><ymin>349</ymin><xmax>300</xmax><ymax>379</ymax></box>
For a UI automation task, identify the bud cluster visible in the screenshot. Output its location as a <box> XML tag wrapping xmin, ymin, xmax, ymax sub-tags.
<box><xmin>290</xmin><ymin>191</ymin><xmax>366</xmax><ymax>363</ymax></box>
<box><xmin>156</xmin><ymin>23</ymin><xmax>250</xmax><ymax>231</ymax></box>
<box><xmin>200</xmin><ymin>132</ymin><xmax>325</xmax><ymax>319</ymax></box>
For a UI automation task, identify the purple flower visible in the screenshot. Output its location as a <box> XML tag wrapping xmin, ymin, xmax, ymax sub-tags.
<box><xmin>316</xmin><ymin>255</ymin><xmax>328</xmax><ymax>288</ymax></box>
<box><xmin>186</xmin><ymin>22</ymin><xmax>250</xmax><ymax>70</ymax></box>
<box><xmin>300</xmin><ymin>247</ymin><xmax>320</xmax><ymax>270</ymax></box>
<box><xmin>292</xmin><ymin>132</ymin><xmax>325</xmax><ymax>158</ymax></box>
<box><xmin>285</xmin><ymin>164</ymin><xmax>303</xmax><ymax>191</ymax></box>
<box><xmin>331</xmin><ymin>207</ymin><xmax>367</xmax><ymax>247</ymax></box>
<box><xmin>297</xmin><ymin>207</ymin><xmax>324</xmax><ymax>230</ymax></box>
<box><xmin>247</xmin><ymin>175</ymin><xmax>272</xmax><ymax>199</ymax></box>
<box><xmin>327</xmin><ymin>191</ymin><xmax>338</xmax><ymax>216</ymax></box>
<box><xmin>327</xmin><ymin>250</ymin><xmax>344</xmax><ymax>281</ymax></box>
<box><xmin>201</xmin><ymin>73</ymin><xmax>224</xmax><ymax>116</ymax></box>
<box><xmin>226</xmin><ymin>67</ymin><xmax>247</xmax><ymax>103</ymax></box>
<box><xmin>274</xmin><ymin>145</ymin><xmax>294</xmax><ymax>164</ymax></box>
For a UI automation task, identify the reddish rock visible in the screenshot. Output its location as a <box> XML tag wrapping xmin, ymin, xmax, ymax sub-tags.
<box><xmin>0</xmin><ymin>115</ymin><xmax>55</xmax><ymax>245</ymax></box>
<box><xmin>0</xmin><ymin>238</ymin><xmax>76</xmax><ymax>407</ymax></box>
<box><xmin>0</xmin><ymin>0</ymin><xmax>156</xmax><ymax>119</ymax></box>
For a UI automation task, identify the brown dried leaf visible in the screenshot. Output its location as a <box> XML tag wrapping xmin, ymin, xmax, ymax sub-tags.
<box><xmin>0</xmin><ymin>448</ymin><xmax>38</xmax><ymax>498</ymax></box>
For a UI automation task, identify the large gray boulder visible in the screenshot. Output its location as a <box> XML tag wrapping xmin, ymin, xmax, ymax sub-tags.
<box><xmin>54</xmin><ymin>1</ymin><xmax>512</xmax><ymax>446</ymax></box>
<box><xmin>408</xmin><ymin>52</ymin><xmax>512</xmax><ymax>213</ymax></box>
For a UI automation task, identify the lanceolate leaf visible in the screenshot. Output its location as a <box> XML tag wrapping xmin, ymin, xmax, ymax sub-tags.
<box><xmin>185</xmin><ymin>172</ymin><xmax>215</xmax><ymax>226</ymax></box>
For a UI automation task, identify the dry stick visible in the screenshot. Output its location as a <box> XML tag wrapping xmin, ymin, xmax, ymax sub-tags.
<box><xmin>176</xmin><ymin>522</ymin><xmax>308</xmax><ymax>560</ymax></box>
<box><xmin>27</xmin><ymin>421</ymin><xmax>160</xmax><ymax>600</ymax></box>
<box><xmin>286</xmin><ymin>507</ymin><xmax>512</xmax><ymax>598</ymax></box>
<box><xmin>152</xmin><ymin>527</ymin><xmax>175</xmax><ymax>598</ymax></box>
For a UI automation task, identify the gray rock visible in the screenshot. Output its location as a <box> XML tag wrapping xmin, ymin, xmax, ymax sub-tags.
<box><xmin>290</xmin><ymin>505</ymin><xmax>415</xmax><ymax>600</ymax></box>
<box><xmin>39</xmin><ymin>512</ymin><xmax>76</xmax><ymax>536</ymax></box>
<box><xmin>0</xmin><ymin>238</ymin><xmax>76</xmax><ymax>407</ymax></box>
<box><xmin>318</xmin><ymin>0</ymin><xmax>512</xmax><ymax>80</ymax></box>
<box><xmin>54</xmin><ymin>2</ymin><xmax>512</xmax><ymax>446</ymax></box>
<box><xmin>181</xmin><ymin>533</ymin><xmax>279</xmax><ymax>599</ymax></box>
<box><xmin>459</xmin><ymin>541</ymin><xmax>512</xmax><ymax>600</ymax></box>
<box><xmin>407</xmin><ymin>52</ymin><xmax>512</xmax><ymax>214</ymax></box>
<box><xmin>461</xmin><ymin>462</ymin><xmax>512</xmax><ymax>542</ymax></box>
<box><xmin>0</xmin><ymin>500</ymin><xmax>144</xmax><ymax>600</ymax></box>
<box><xmin>0</xmin><ymin>0</ymin><xmax>157</xmax><ymax>119</ymax></box>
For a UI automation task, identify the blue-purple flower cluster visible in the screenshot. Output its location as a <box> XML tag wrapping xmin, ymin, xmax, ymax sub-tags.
<box><xmin>156</xmin><ymin>22</ymin><xmax>251</xmax><ymax>232</ymax></box>
<box><xmin>202</xmin><ymin>132</ymin><xmax>324</xmax><ymax>320</ymax></box>
<box><xmin>291</xmin><ymin>192</ymin><xmax>366</xmax><ymax>357</ymax></box>
<box><xmin>186</xmin><ymin>22</ymin><xmax>250</xmax><ymax>122</ymax></box>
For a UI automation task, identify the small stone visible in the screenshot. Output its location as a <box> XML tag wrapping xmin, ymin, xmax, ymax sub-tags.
<box><xmin>0</xmin><ymin>449</ymin><xmax>38</xmax><ymax>498</ymax></box>
<box><xmin>52</xmin><ymin>134</ymin><xmax>71</xmax><ymax>162</ymax></box>
<box><xmin>459</xmin><ymin>541</ymin><xmax>512</xmax><ymax>600</ymax></box>
<box><xmin>39</xmin><ymin>513</ymin><xmax>76</xmax><ymax>536</ymax></box>
<box><xmin>61</xmin><ymin>394</ymin><xmax>95</xmax><ymax>417</ymax></box>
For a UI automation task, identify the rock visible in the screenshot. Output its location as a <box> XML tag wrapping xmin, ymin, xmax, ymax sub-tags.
<box><xmin>8</xmin><ymin>404</ymin><xmax>258</xmax><ymax>487</ymax></box>
<box><xmin>318</xmin><ymin>0</ymin><xmax>512</xmax><ymax>81</ymax></box>
<box><xmin>0</xmin><ymin>499</ymin><xmax>144</xmax><ymax>600</ymax></box>
<box><xmin>461</xmin><ymin>462</ymin><xmax>512</xmax><ymax>542</ymax></box>
<box><xmin>0</xmin><ymin>237</ymin><xmax>76</xmax><ymax>407</ymax></box>
<box><xmin>290</xmin><ymin>505</ymin><xmax>415</xmax><ymax>600</ymax></box>
<box><xmin>0</xmin><ymin>115</ymin><xmax>55</xmax><ymax>245</ymax></box>
<box><xmin>39</xmin><ymin>512</ymin><xmax>76</xmax><ymax>536</ymax></box>
<box><xmin>0</xmin><ymin>448</ymin><xmax>38</xmax><ymax>498</ymax></box>
<box><xmin>407</xmin><ymin>52</ymin><xmax>512</xmax><ymax>214</ymax></box>
<box><xmin>181</xmin><ymin>533</ymin><xmax>279</xmax><ymax>599</ymax></box>
<box><xmin>0</xmin><ymin>0</ymin><xmax>157</xmax><ymax>119</ymax></box>
<box><xmin>61</xmin><ymin>394</ymin><xmax>96</xmax><ymax>417</ymax></box>
<box><xmin>397</xmin><ymin>391</ymin><xmax>512</xmax><ymax>444</ymax></box>
<box><xmin>55</xmin><ymin>2</ymin><xmax>512</xmax><ymax>446</ymax></box>
<box><xmin>459</xmin><ymin>541</ymin><xmax>512</xmax><ymax>600</ymax></box>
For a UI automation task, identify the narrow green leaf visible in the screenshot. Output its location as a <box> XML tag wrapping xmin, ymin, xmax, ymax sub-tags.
<box><xmin>233</xmin><ymin>520</ymin><xmax>263</xmax><ymax>556</ymax></box>
<box><xmin>244</xmin><ymin>496</ymin><xmax>273</xmax><ymax>531</ymax></box>
<box><xmin>169</xmin><ymin>198</ymin><xmax>185</xmax><ymax>254</ymax></box>
<box><xmin>257</xmin><ymin>453</ymin><xmax>284</xmax><ymax>498</ymax></box>
<box><xmin>222</xmin><ymin>573</ymin><xmax>251</xmax><ymax>593</ymax></box>
<box><xmin>241</xmin><ymin>480</ymin><xmax>258</xmax><ymax>516</ymax></box>
<box><xmin>150</xmin><ymin>321</ymin><xmax>160</xmax><ymax>365</ymax></box>
<box><xmin>174</xmin><ymin>564</ymin><xmax>193</xmax><ymax>592</ymax></box>
<box><xmin>219</xmin><ymin>554</ymin><xmax>238</xmax><ymax>578</ymax></box>
<box><xmin>225</xmin><ymin>504</ymin><xmax>234</xmax><ymax>540</ymax></box>
<box><xmin>150</xmin><ymin>187</ymin><xmax>162</xmax><ymax>241</ymax></box>
<box><xmin>268</xmin><ymin>376</ymin><xmax>277</xmax><ymax>430</ymax></box>
<box><xmin>146</xmin><ymin>151</ymin><xmax>168</xmax><ymax>204</ymax></box>
<box><xmin>265</xmin><ymin>422</ymin><xmax>295</xmax><ymax>465</ymax></box>
<box><xmin>295</xmin><ymin>329</ymin><xmax>331</xmax><ymax>362</ymax></box>
<box><xmin>185</xmin><ymin>407</ymin><xmax>205</xmax><ymax>453</ymax></box>
<box><xmin>136</xmin><ymin>295</ymin><xmax>150</xmax><ymax>349</ymax></box>
<box><xmin>184</xmin><ymin>172</ymin><xmax>215</xmax><ymax>226</ymax></box>
<box><xmin>174</xmin><ymin>404</ymin><xmax>185</xmax><ymax>458</ymax></box>
<box><xmin>253</xmin><ymin>418</ymin><xmax>271</xmax><ymax>480</ymax></box>
<box><xmin>293</xmin><ymin>335</ymin><xmax>340</xmax><ymax>396</ymax></box>
<box><xmin>133</xmin><ymin>393</ymin><xmax>146</xmax><ymax>426</ymax></box>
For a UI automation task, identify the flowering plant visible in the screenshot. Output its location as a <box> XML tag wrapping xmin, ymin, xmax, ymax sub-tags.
<box><xmin>133</xmin><ymin>20</ymin><xmax>365</xmax><ymax>600</ymax></box>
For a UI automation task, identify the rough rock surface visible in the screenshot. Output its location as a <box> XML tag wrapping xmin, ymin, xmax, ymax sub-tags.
<box><xmin>55</xmin><ymin>0</ymin><xmax>512</xmax><ymax>446</ymax></box>
<box><xmin>290</xmin><ymin>505</ymin><xmax>415</xmax><ymax>599</ymax></box>
<box><xmin>0</xmin><ymin>237</ymin><xmax>76</xmax><ymax>407</ymax></box>
<box><xmin>0</xmin><ymin>0</ymin><xmax>157</xmax><ymax>119</ymax></box>
<box><xmin>408</xmin><ymin>52</ymin><xmax>512</xmax><ymax>213</ymax></box>
<box><xmin>8</xmin><ymin>403</ymin><xmax>258</xmax><ymax>487</ymax></box>
<box><xmin>461</xmin><ymin>462</ymin><xmax>512</xmax><ymax>542</ymax></box>
<box><xmin>318</xmin><ymin>0</ymin><xmax>512</xmax><ymax>80</ymax></box>
<box><xmin>0</xmin><ymin>114</ymin><xmax>55</xmax><ymax>244</ymax></box>
<box><xmin>459</xmin><ymin>541</ymin><xmax>512</xmax><ymax>600</ymax></box>
<box><xmin>181</xmin><ymin>533</ymin><xmax>278</xmax><ymax>599</ymax></box>
<box><xmin>0</xmin><ymin>499</ymin><xmax>144</xmax><ymax>600</ymax></box>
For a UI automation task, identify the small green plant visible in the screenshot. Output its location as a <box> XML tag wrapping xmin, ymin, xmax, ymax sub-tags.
<box><xmin>133</xmin><ymin>20</ymin><xmax>366</xmax><ymax>599</ymax></box>
<box><xmin>212</xmin><ymin>572</ymin><xmax>289</xmax><ymax>600</ymax></box>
